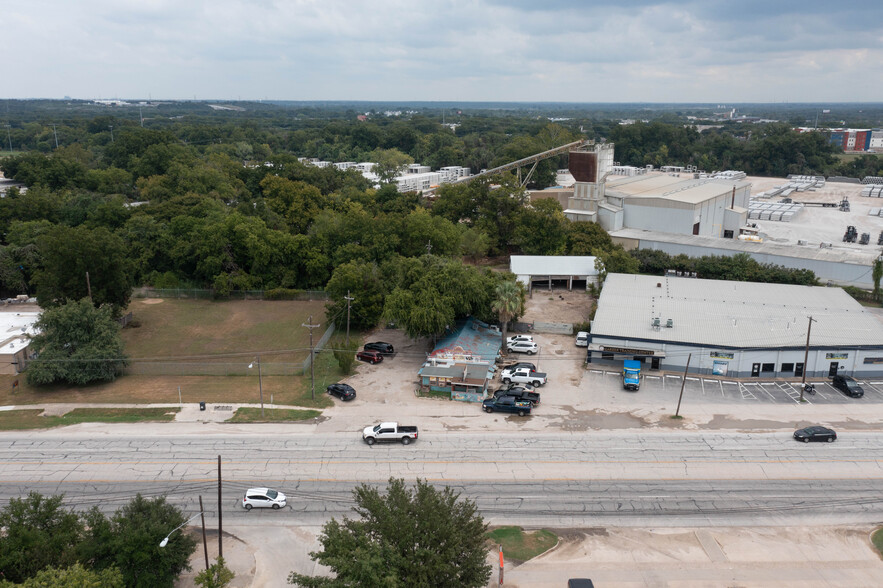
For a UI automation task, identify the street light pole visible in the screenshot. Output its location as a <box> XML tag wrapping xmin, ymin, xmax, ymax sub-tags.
<box><xmin>249</xmin><ymin>356</ymin><xmax>264</xmax><ymax>418</ymax></box>
<box><xmin>159</xmin><ymin>511</ymin><xmax>204</xmax><ymax>548</ymax></box>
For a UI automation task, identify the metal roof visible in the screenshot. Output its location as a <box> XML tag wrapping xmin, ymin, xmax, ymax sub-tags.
<box><xmin>510</xmin><ymin>255</ymin><xmax>599</xmax><ymax>277</ymax></box>
<box><xmin>592</xmin><ymin>274</ymin><xmax>883</xmax><ymax>349</ymax></box>
<box><xmin>606</xmin><ymin>175</ymin><xmax>750</xmax><ymax>205</ymax></box>
<box><xmin>609</xmin><ymin>227</ymin><xmax>880</xmax><ymax>264</ymax></box>
<box><xmin>429</xmin><ymin>317</ymin><xmax>502</xmax><ymax>363</ymax></box>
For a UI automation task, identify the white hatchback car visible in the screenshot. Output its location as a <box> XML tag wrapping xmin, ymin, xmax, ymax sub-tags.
<box><xmin>242</xmin><ymin>487</ymin><xmax>287</xmax><ymax>510</ymax></box>
<box><xmin>507</xmin><ymin>341</ymin><xmax>538</xmax><ymax>355</ymax></box>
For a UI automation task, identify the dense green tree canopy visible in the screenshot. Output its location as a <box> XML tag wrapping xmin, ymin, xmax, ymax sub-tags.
<box><xmin>0</xmin><ymin>493</ymin><xmax>84</xmax><ymax>584</ymax></box>
<box><xmin>288</xmin><ymin>478</ymin><xmax>491</xmax><ymax>588</ymax></box>
<box><xmin>26</xmin><ymin>299</ymin><xmax>128</xmax><ymax>386</ymax></box>
<box><xmin>33</xmin><ymin>224</ymin><xmax>134</xmax><ymax>311</ymax></box>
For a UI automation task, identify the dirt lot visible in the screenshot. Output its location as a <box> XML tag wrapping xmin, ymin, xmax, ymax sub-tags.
<box><xmin>521</xmin><ymin>288</ymin><xmax>593</xmax><ymax>325</ymax></box>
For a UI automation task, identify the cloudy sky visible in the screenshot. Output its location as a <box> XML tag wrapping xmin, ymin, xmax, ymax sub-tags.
<box><xmin>3</xmin><ymin>0</ymin><xmax>881</xmax><ymax>102</ymax></box>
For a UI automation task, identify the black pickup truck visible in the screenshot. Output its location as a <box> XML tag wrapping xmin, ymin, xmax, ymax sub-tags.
<box><xmin>482</xmin><ymin>396</ymin><xmax>532</xmax><ymax>416</ymax></box>
<box><xmin>493</xmin><ymin>386</ymin><xmax>541</xmax><ymax>406</ymax></box>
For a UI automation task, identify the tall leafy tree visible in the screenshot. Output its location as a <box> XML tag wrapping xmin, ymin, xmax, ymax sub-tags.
<box><xmin>369</xmin><ymin>148</ymin><xmax>414</xmax><ymax>184</ymax></box>
<box><xmin>87</xmin><ymin>495</ymin><xmax>198</xmax><ymax>588</ymax></box>
<box><xmin>0</xmin><ymin>493</ymin><xmax>85</xmax><ymax>584</ymax></box>
<box><xmin>492</xmin><ymin>280</ymin><xmax>525</xmax><ymax>356</ymax></box>
<box><xmin>26</xmin><ymin>299</ymin><xmax>128</xmax><ymax>386</ymax></box>
<box><xmin>288</xmin><ymin>478</ymin><xmax>491</xmax><ymax>588</ymax></box>
<box><xmin>33</xmin><ymin>224</ymin><xmax>134</xmax><ymax>312</ymax></box>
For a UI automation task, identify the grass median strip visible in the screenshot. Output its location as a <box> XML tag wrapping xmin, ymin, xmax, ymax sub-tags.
<box><xmin>229</xmin><ymin>407</ymin><xmax>321</xmax><ymax>423</ymax></box>
<box><xmin>487</xmin><ymin>526</ymin><xmax>558</xmax><ymax>562</ymax></box>
<box><xmin>0</xmin><ymin>408</ymin><xmax>180</xmax><ymax>430</ymax></box>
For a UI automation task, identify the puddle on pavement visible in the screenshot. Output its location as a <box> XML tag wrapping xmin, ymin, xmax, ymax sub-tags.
<box><xmin>556</xmin><ymin>406</ymin><xmax>649</xmax><ymax>430</ymax></box>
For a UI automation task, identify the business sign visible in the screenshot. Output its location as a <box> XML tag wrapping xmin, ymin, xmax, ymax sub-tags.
<box><xmin>825</xmin><ymin>353</ymin><xmax>848</xmax><ymax>360</ymax></box>
<box><xmin>710</xmin><ymin>351</ymin><xmax>734</xmax><ymax>360</ymax></box>
<box><xmin>712</xmin><ymin>360</ymin><xmax>729</xmax><ymax>376</ymax></box>
<box><xmin>600</xmin><ymin>346</ymin><xmax>655</xmax><ymax>356</ymax></box>
<box><xmin>864</xmin><ymin>357</ymin><xmax>883</xmax><ymax>364</ymax></box>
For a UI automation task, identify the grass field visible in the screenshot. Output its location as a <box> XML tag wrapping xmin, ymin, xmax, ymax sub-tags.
<box><xmin>873</xmin><ymin>527</ymin><xmax>883</xmax><ymax>556</ymax></box>
<box><xmin>229</xmin><ymin>407</ymin><xmax>322</xmax><ymax>423</ymax></box>
<box><xmin>122</xmin><ymin>298</ymin><xmax>328</xmax><ymax>361</ymax></box>
<box><xmin>487</xmin><ymin>526</ymin><xmax>558</xmax><ymax>562</ymax></box>
<box><xmin>0</xmin><ymin>298</ymin><xmax>345</xmax><ymax>408</ymax></box>
<box><xmin>836</xmin><ymin>152</ymin><xmax>883</xmax><ymax>162</ymax></box>
<box><xmin>0</xmin><ymin>407</ymin><xmax>179</xmax><ymax>430</ymax></box>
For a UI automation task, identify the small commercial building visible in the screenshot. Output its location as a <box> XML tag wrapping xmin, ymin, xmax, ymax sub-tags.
<box><xmin>510</xmin><ymin>255</ymin><xmax>600</xmax><ymax>293</ymax></box>
<box><xmin>418</xmin><ymin>318</ymin><xmax>502</xmax><ymax>401</ymax></box>
<box><xmin>588</xmin><ymin>273</ymin><xmax>883</xmax><ymax>378</ymax></box>
<box><xmin>0</xmin><ymin>310</ymin><xmax>40</xmax><ymax>374</ymax></box>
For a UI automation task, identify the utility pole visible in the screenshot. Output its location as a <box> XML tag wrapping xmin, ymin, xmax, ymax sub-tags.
<box><xmin>51</xmin><ymin>124</ymin><xmax>58</xmax><ymax>149</ymax></box>
<box><xmin>108</xmin><ymin>125</ymin><xmax>114</xmax><ymax>143</ymax></box>
<box><xmin>344</xmin><ymin>291</ymin><xmax>354</xmax><ymax>346</ymax></box>
<box><xmin>799</xmin><ymin>315</ymin><xmax>817</xmax><ymax>402</ymax></box>
<box><xmin>426</xmin><ymin>239</ymin><xmax>432</xmax><ymax>255</ymax></box>
<box><xmin>675</xmin><ymin>353</ymin><xmax>692</xmax><ymax>417</ymax></box>
<box><xmin>198</xmin><ymin>495</ymin><xmax>209</xmax><ymax>570</ymax></box>
<box><xmin>85</xmin><ymin>271</ymin><xmax>92</xmax><ymax>301</ymax></box>
<box><xmin>139</xmin><ymin>107</ymin><xmax>144</xmax><ymax>127</ymax></box>
<box><xmin>302</xmin><ymin>315</ymin><xmax>320</xmax><ymax>400</ymax></box>
<box><xmin>4</xmin><ymin>124</ymin><xmax>11</xmax><ymax>153</ymax></box>
<box><xmin>217</xmin><ymin>456</ymin><xmax>222</xmax><ymax>559</ymax></box>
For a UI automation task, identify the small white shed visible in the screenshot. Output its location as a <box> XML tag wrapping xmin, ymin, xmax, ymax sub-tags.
<box><xmin>510</xmin><ymin>256</ymin><xmax>599</xmax><ymax>292</ymax></box>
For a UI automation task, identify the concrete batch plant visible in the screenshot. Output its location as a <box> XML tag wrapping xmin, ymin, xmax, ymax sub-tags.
<box><xmin>587</xmin><ymin>273</ymin><xmax>883</xmax><ymax>379</ymax></box>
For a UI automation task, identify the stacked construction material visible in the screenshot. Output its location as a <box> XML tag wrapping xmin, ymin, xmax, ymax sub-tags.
<box><xmin>748</xmin><ymin>199</ymin><xmax>803</xmax><ymax>222</ymax></box>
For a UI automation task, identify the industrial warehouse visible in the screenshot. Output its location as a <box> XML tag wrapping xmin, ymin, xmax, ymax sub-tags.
<box><xmin>587</xmin><ymin>273</ymin><xmax>883</xmax><ymax>379</ymax></box>
<box><xmin>533</xmin><ymin>144</ymin><xmax>883</xmax><ymax>289</ymax></box>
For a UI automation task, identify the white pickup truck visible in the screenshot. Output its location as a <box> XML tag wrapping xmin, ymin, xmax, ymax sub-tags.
<box><xmin>500</xmin><ymin>367</ymin><xmax>547</xmax><ymax>386</ymax></box>
<box><xmin>362</xmin><ymin>422</ymin><xmax>419</xmax><ymax>445</ymax></box>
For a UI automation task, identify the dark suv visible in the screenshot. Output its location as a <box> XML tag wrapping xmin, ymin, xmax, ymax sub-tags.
<box><xmin>364</xmin><ymin>342</ymin><xmax>394</xmax><ymax>354</ymax></box>
<box><xmin>327</xmin><ymin>383</ymin><xmax>356</xmax><ymax>401</ymax></box>
<box><xmin>831</xmin><ymin>374</ymin><xmax>864</xmax><ymax>398</ymax></box>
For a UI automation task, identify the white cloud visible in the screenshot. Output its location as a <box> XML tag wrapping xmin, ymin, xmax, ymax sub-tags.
<box><xmin>2</xmin><ymin>0</ymin><xmax>881</xmax><ymax>101</ymax></box>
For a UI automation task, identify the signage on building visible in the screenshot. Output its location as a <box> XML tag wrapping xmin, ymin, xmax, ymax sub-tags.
<box><xmin>600</xmin><ymin>346</ymin><xmax>655</xmax><ymax>356</ymax></box>
<box><xmin>712</xmin><ymin>361</ymin><xmax>728</xmax><ymax>376</ymax></box>
<box><xmin>825</xmin><ymin>353</ymin><xmax>848</xmax><ymax>360</ymax></box>
<box><xmin>863</xmin><ymin>357</ymin><xmax>883</xmax><ymax>364</ymax></box>
<box><xmin>710</xmin><ymin>351</ymin><xmax>735</xmax><ymax>360</ymax></box>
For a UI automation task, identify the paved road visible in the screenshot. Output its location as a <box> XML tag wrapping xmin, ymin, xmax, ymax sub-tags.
<box><xmin>2</xmin><ymin>430</ymin><xmax>881</xmax><ymax>527</ymax></box>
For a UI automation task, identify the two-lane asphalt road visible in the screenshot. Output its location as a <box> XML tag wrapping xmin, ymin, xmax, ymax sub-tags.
<box><xmin>1</xmin><ymin>429</ymin><xmax>881</xmax><ymax>527</ymax></box>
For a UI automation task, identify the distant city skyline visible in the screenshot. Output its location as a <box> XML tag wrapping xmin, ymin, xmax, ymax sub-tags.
<box><xmin>4</xmin><ymin>0</ymin><xmax>882</xmax><ymax>103</ymax></box>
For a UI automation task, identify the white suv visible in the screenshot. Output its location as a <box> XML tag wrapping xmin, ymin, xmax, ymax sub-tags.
<box><xmin>242</xmin><ymin>488</ymin><xmax>287</xmax><ymax>510</ymax></box>
<box><xmin>507</xmin><ymin>341</ymin><xmax>538</xmax><ymax>355</ymax></box>
<box><xmin>506</xmin><ymin>335</ymin><xmax>534</xmax><ymax>345</ymax></box>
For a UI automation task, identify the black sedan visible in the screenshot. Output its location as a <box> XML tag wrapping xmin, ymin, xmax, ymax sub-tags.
<box><xmin>364</xmin><ymin>342</ymin><xmax>394</xmax><ymax>354</ymax></box>
<box><xmin>793</xmin><ymin>426</ymin><xmax>837</xmax><ymax>443</ymax></box>
<box><xmin>327</xmin><ymin>383</ymin><xmax>356</xmax><ymax>401</ymax></box>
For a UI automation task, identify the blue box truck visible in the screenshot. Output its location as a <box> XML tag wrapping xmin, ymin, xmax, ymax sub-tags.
<box><xmin>622</xmin><ymin>360</ymin><xmax>641</xmax><ymax>391</ymax></box>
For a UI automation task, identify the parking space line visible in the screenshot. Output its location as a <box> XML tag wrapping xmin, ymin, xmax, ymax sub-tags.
<box><xmin>777</xmin><ymin>382</ymin><xmax>803</xmax><ymax>404</ymax></box>
<box><xmin>738</xmin><ymin>382</ymin><xmax>758</xmax><ymax>400</ymax></box>
<box><xmin>754</xmin><ymin>383</ymin><xmax>777</xmax><ymax>401</ymax></box>
<box><xmin>861</xmin><ymin>381</ymin><xmax>883</xmax><ymax>399</ymax></box>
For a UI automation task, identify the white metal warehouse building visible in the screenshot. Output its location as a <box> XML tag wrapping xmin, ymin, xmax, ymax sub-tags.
<box><xmin>510</xmin><ymin>256</ymin><xmax>599</xmax><ymax>292</ymax></box>
<box><xmin>587</xmin><ymin>273</ymin><xmax>883</xmax><ymax>378</ymax></box>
